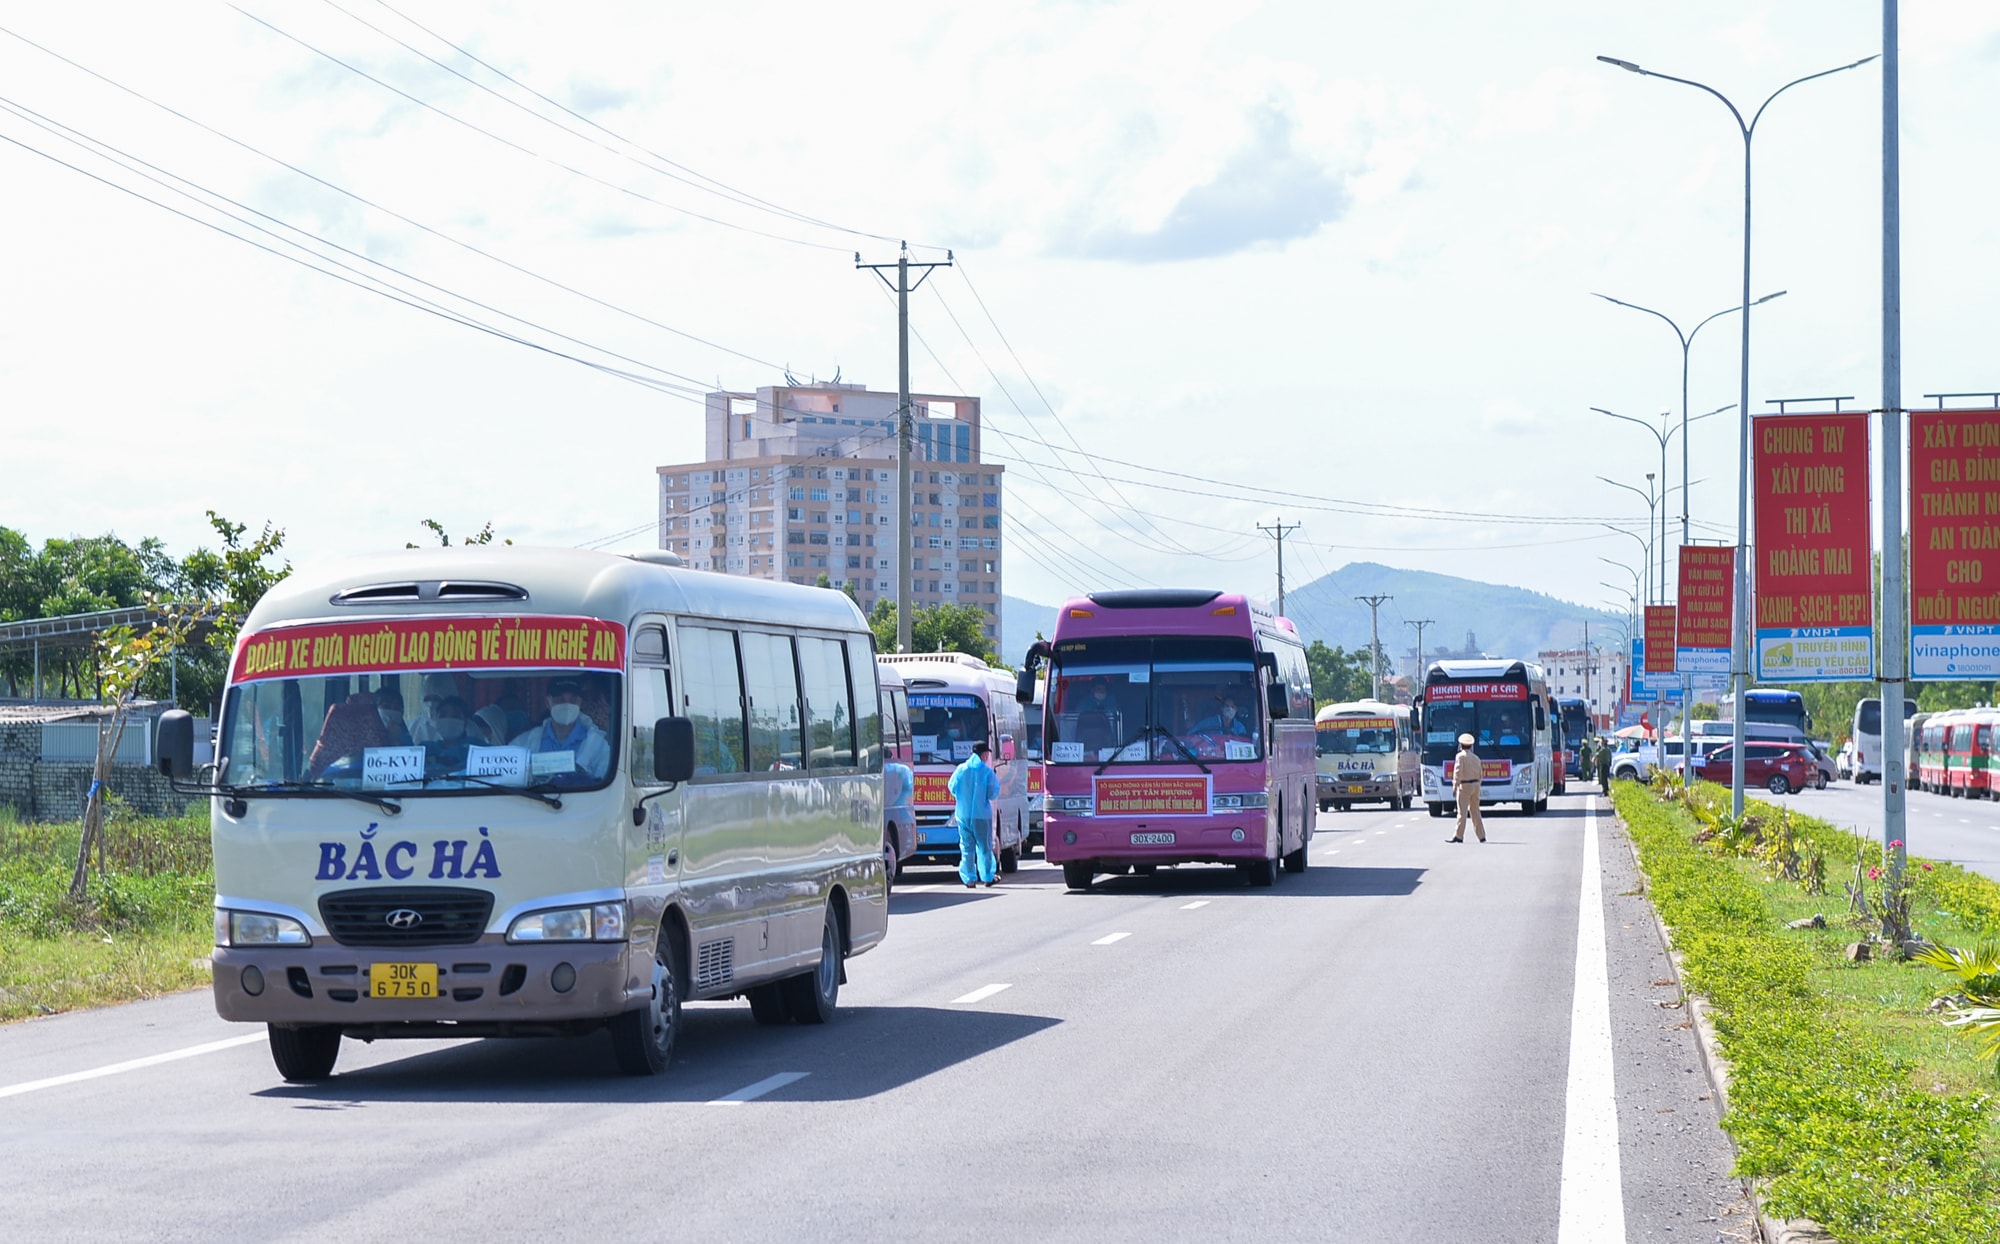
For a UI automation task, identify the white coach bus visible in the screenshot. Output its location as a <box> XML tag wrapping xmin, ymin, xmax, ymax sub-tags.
<box><xmin>158</xmin><ymin>547</ymin><xmax>886</xmax><ymax>1082</ymax></box>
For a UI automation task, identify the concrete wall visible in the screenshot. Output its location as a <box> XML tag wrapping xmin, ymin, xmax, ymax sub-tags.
<box><xmin>0</xmin><ymin>723</ymin><xmax>193</xmax><ymax>821</ymax></box>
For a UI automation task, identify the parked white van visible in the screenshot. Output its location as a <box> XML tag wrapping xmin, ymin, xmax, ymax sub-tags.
<box><xmin>159</xmin><ymin>548</ymin><xmax>886</xmax><ymax>1082</ymax></box>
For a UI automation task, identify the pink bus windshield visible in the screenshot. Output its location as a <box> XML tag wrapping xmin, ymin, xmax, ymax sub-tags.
<box><xmin>1047</xmin><ymin>636</ymin><xmax>1262</xmax><ymax>765</ymax></box>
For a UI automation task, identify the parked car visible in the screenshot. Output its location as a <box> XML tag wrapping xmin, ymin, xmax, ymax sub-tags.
<box><xmin>1836</xmin><ymin>740</ymin><xmax>1855</xmax><ymax>780</ymax></box>
<box><xmin>1610</xmin><ymin>739</ymin><xmax>1658</xmax><ymax>782</ymax></box>
<box><xmin>1693</xmin><ymin>742</ymin><xmax>1817</xmax><ymax>795</ymax></box>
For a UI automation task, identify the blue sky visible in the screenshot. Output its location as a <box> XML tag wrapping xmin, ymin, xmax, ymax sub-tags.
<box><xmin>1</xmin><ymin>1</ymin><xmax>1995</xmax><ymax>616</ymax></box>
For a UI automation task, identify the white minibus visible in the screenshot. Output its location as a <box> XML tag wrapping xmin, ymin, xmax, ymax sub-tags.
<box><xmin>158</xmin><ymin>547</ymin><xmax>886</xmax><ymax>1082</ymax></box>
<box><xmin>876</xmin><ymin>652</ymin><xmax>1031</xmax><ymax>871</ymax></box>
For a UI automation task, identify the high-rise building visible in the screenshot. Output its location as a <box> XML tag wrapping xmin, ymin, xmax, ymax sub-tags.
<box><xmin>655</xmin><ymin>382</ymin><xmax>1004</xmax><ymax>646</ymax></box>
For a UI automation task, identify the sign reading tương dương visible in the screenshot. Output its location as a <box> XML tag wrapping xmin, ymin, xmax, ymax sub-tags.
<box><xmin>1752</xmin><ymin>412</ymin><xmax>1873</xmax><ymax>681</ymax></box>
<box><xmin>1910</xmin><ymin>409</ymin><xmax>2000</xmax><ymax>678</ymax></box>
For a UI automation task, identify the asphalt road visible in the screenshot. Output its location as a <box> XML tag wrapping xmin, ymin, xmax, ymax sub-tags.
<box><xmin>1739</xmin><ymin>775</ymin><xmax>2000</xmax><ymax>881</ymax></box>
<box><xmin>1</xmin><ymin>791</ymin><xmax>1756</xmax><ymax>1243</ymax></box>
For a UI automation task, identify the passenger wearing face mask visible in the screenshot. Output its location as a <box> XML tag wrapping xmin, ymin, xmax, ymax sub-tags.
<box><xmin>510</xmin><ymin>676</ymin><xmax>612</xmax><ymax>782</ymax></box>
<box><xmin>373</xmin><ymin>687</ymin><xmax>414</xmax><ymax>747</ymax></box>
<box><xmin>1191</xmin><ymin>694</ymin><xmax>1252</xmax><ymax>737</ymax></box>
<box><xmin>409</xmin><ymin>673</ymin><xmax>460</xmax><ymax>743</ymax></box>
<box><xmin>424</xmin><ymin>696</ymin><xmax>477</xmax><ymax>772</ymax></box>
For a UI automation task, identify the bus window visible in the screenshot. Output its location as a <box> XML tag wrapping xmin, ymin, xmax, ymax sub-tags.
<box><xmin>740</xmin><ymin>630</ymin><xmax>804</xmax><ymax>771</ymax></box>
<box><xmin>800</xmin><ymin>636</ymin><xmax>856</xmax><ymax>768</ymax></box>
<box><xmin>679</xmin><ymin>625</ymin><xmax>746</xmax><ymax>775</ymax></box>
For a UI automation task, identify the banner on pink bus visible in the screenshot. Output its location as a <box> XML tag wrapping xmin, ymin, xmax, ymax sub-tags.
<box><xmin>1093</xmin><ymin>775</ymin><xmax>1211</xmax><ymax>816</ymax></box>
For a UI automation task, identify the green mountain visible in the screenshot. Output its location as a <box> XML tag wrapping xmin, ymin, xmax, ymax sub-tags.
<box><xmin>1004</xmin><ymin>564</ymin><xmax>1627</xmax><ymax>672</ymax></box>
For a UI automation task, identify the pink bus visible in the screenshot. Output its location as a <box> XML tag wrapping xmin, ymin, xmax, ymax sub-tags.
<box><xmin>1018</xmin><ymin>589</ymin><xmax>1317</xmax><ymax>890</ymax></box>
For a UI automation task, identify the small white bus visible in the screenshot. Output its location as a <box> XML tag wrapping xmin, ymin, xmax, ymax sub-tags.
<box><xmin>159</xmin><ymin>547</ymin><xmax>886</xmax><ymax>1082</ymax></box>
<box><xmin>876</xmin><ymin>652</ymin><xmax>1031</xmax><ymax>871</ymax></box>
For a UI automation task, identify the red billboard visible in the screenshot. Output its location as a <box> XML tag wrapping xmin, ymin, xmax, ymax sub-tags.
<box><xmin>1675</xmin><ymin>545</ymin><xmax>1735</xmax><ymax>670</ymax></box>
<box><xmin>1751</xmin><ymin>411</ymin><xmax>1873</xmax><ymax>681</ymax></box>
<box><xmin>1643</xmin><ymin>606</ymin><xmax>1677</xmax><ymax>673</ymax></box>
<box><xmin>1910</xmin><ymin>409</ymin><xmax>2000</xmax><ymax>678</ymax></box>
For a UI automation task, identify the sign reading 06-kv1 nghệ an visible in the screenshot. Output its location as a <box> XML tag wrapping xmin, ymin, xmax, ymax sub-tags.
<box><xmin>1675</xmin><ymin>545</ymin><xmax>1734</xmax><ymax>677</ymax></box>
<box><xmin>1752</xmin><ymin>412</ymin><xmax>1873</xmax><ymax>681</ymax></box>
<box><xmin>1910</xmin><ymin>409</ymin><xmax>2000</xmax><ymax>679</ymax></box>
<box><xmin>1644</xmin><ymin>606</ymin><xmax>1677</xmax><ymax>673</ymax></box>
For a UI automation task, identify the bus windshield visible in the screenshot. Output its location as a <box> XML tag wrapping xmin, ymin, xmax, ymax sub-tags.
<box><xmin>1317</xmin><ymin>718</ymin><xmax>1396</xmax><ymax>756</ymax></box>
<box><xmin>1048</xmin><ymin>636</ymin><xmax>1261</xmax><ymax>764</ymax></box>
<box><xmin>1423</xmin><ymin>693</ymin><xmax>1536</xmax><ymax>763</ymax></box>
<box><xmin>907</xmin><ymin>693</ymin><xmax>990</xmax><ymax>764</ymax></box>
<box><xmin>220</xmin><ymin>666</ymin><xmax>621</xmax><ymax>796</ymax></box>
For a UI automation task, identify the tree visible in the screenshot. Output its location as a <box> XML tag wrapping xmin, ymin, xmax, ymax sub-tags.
<box><xmin>406</xmin><ymin>519</ymin><xmax>508</xmax><ymax>548</ymax></box>
<box><xmin>869</xmin><ymin>600</ymin><xmax>996</xmax><ymax>664</ymax></box>
<box><xmin>1305</xmin><ymin>640</ymin><xmax>1374</xmax><ymax>706</ymax></box>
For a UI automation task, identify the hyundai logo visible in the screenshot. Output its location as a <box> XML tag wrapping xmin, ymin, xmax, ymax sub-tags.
<box><xmin>383</xmin><ymin>908</ymin><xmax>424</xmax><ymax>930</ymax></box>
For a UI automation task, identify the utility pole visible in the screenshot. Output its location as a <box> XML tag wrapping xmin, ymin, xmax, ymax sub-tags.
<box><xmin>857</xmin><ymin>242</ymin><xmax>953</xmax><ymax>653</ymax></box>
<box><xmin>1256</xmin><ymin>518</ymin><xmax>1302</xmax><ymax>615</ymax></box>
<box><xmin>1405</xmin><ymin>618</ymin><xmax>1434</xmax><ymax>695</ymax></box>
<box><xmin>1355</xmin><ymin>594</ymin><xmax>1392</xmax><ymax>701</ymax></box>
<box><xmin>1879</xmin><ymin>0</ymin><xmax>1908</xmax><ymax>886</ymax></box>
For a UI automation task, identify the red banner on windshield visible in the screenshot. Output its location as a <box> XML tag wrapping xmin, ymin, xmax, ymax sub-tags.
<box><xmin>232</xmin><ymin>616</ymin><xmax>625</xmax><ymax>683</ymax></box>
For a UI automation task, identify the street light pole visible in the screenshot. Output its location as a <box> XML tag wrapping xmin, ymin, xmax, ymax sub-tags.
<box><xmin>1596</xmin><ymin>474</ymin><xmax>1660</xmax><ymax>604</ymax></box>
<box><xmin>1598</xmin><ymin>50</ymin><xmax>1879</xmax><ymax>816</ymax></box>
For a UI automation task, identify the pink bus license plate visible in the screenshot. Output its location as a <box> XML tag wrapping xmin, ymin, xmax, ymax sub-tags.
<box><xmin>1130</xmin><ymin>831</ymin><xmax>1175</xmax><ymax>845</ymax></box>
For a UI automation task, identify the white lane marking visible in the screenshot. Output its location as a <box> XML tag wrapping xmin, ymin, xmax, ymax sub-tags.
<box><xmin>1557</xmin><ymin>801</ymin><xmax>1626</xmax><ymax>1243</ymax></box>
<box><xmin>1180</xmin><ymin>900</ymin><xmax>1210</xmax><ymax>910</ymax></box>
<box><xmin>708</xmin><ymin>1071</ymin><xmax>808</xmax><ymax>1105</ymax></box>
<box><xmin>950</xmin><ymin>983</ymin><xmax>1012</xmax><ymax>1005</ymax></box>
<box><xmin>0</xmin><ymin>1033</ymin><xmax>266</xmax><ymax>1100</ymax></box>
<box><xmin>1092</xmin><ymin>932</ymin><xmax>1131</xmax><ymax>945</ymax></box>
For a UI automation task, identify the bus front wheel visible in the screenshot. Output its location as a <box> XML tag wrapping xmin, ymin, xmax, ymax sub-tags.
<box><xmin>610</xmin><ymin>925</ymin><xmax>684</xmax><ymax>1075</ymax></box>
<box><xmin>1242</xmin><ymin>854</ymin><xmax>1278</xmax><ymax>888</ymax></box>
<box><xmin>267</xmin><ymin>1023</ymin><xmax>341</xmax><ymax>1083</ymax></box>
<box><xmin>1062</xmin><ymin>861</ymin><xmax>1094</xmax><ymax>891</ymax></box>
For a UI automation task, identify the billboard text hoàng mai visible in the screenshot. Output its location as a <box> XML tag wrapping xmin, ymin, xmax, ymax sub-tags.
<box><xmin>1751</xmin><ymin>412</ymin><xmax>1873</xmax><ymax>681</ymax></box>
<box><xmin>1911</xmin><ymin>409</ymin><xmax>2000</xmax><ymax>678</ymax></box>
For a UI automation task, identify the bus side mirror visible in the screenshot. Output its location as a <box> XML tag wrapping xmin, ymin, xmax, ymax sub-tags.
<box><xmin>1265</xmin><ymin>682</ymin><xmax>1290</xmax><ymax>721</ymax></box>
<box><xmin>156</xmin><ymin>709</ymin><xmax>195</xmax><ymax>780</ymax></box>
<box><xmin>654</xmin><ymin>717</ymin><xmax>696</xmax><ymax>784</ymax></box>
<box><xmin>1014</xmin><ymin>668</ymin><xmax>1036</xmax><ymax>705</ymax></box>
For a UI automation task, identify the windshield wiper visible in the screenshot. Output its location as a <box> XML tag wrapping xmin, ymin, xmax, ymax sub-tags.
<box><xmin>237</xmin><ymin>780</ymin><xmax>403</xmax><ymax>814</ymax></box>
<box><xmin>1149</xmin><ymin>725</ymin><xmax>1211</xmax><ymax>774</ymax></box>
<box><xmin>425</xmin><ymin>771</ymin><xmax>563</xmax><ymax>809</ymax></box>
<box><xmin>1096</xmin><ymin>724</ymin><xmax>1153</xmax><ymax>774</ymax></box>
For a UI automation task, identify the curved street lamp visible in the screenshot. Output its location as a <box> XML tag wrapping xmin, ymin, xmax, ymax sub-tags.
<box><xmin>1597</xmin><ymin>49</ymin><xmax>1878</xmax><ymax>817</ymax></box>
<box><xmin>1596</xmin><ymin>474</ymin><xmax>1659</xmax><ymax>603</ymax></box>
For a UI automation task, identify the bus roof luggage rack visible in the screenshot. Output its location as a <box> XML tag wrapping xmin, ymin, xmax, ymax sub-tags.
<box><xmin>1086</xmin><ymin>589</ymin><xmax>1223</xmax><ymax>609</ymax></box>
<box><xmin>878</xmin><ymin>652</ymin><xmax>990</xmax><ymax>670</ymax></box>
<box><xmin>331</xmin><ymin>580</ymin><xmax>530</xmax><ymax>606</ymax></box>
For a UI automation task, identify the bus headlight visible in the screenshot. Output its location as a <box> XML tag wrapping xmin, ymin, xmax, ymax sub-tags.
<box><xmin>508</xmin><ymin>902</ymin><xmax>627</xmax><ymax>943</ymax></box>
<box><xmin>1211</xmin><ymin>793</ymin><xmax>1270</xmax><ymax>810</ymax></box>
<box><xmin>220</xmin><ymin>909</ymin><xmax>312</xmax><ymax>948</ymax></box>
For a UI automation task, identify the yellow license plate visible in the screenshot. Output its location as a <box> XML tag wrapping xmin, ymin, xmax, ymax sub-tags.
<box><xmin>370</xmin><ymin>962</ymin><xmax>438</xmax><ymax>999</ymax></box>
<box><xmin>1346</xmin><ymin>785</ymin><xmax>1365</xmax><ymax>794</ymax></box>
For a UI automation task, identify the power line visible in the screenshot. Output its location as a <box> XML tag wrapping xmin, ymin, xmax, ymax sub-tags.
<box><xmin>1256</xmin><ymin>518</ymin><xmax>1303</xmax><ymax>615</ymax></box>
<box><xmin>352</xmin><ymin>0</ymin><xmax>917</xmax><ymax>247</ymax></box>
<box><xmin>228</xmin><ymin>3</ymin><xmax>855</xmax><ymax>254</ymax></box>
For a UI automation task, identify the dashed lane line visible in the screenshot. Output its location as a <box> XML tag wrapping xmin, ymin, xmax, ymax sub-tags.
<box><xmin>1180</xmin><ymin>900</ymin><xmax>1210</xmax><ymax>910</ymax></box>
<box><xmin>0</xmin><ymin>1033</ymin><xmax>266</xmax><ymax>1101</ymax></box>
<box><xmin>708</xmin><ymin>1071</ymin><xmax>809</xmax><ymax>1105</ymax></box>
<box><xmin>1091</xmin><ymin>932</ymin><xmax>1131</xmax><ymax>946</ymax></box>
<box><xmin>950</xmin><ymin>983</ymin><xmax>1012</xmax><ymax>1005</ymax></box>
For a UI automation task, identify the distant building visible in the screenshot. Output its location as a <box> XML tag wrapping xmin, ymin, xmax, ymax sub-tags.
<box><xmin>1539</xmin><ymin>646</ymin><xmax>1627</xmax><ymax>730</ymax></box>
<box><xmin>1405</xmin><ymin>630</ymin><xmax>1489</xmax><ymax>681</ymax></box>
<box><xmin>654</xmin><ymin>382</ymin><xmax>1004</xmax><ymax>646</ymax></box>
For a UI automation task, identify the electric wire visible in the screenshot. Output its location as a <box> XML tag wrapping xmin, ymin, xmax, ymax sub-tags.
<box><xmin>228</xmin><ymin>3</ymin><xmax>856</xmax><ymax>254</ymax></box>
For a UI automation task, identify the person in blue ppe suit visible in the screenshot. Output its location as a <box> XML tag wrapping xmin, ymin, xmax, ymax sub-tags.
<box><xmin>949</xmin><ymin>741</ymin><xmax>1000</xmax><ymax>889</ymax></box>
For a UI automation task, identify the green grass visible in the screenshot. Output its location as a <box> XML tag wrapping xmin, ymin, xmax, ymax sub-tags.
<box><xmin>1615</xmin><ymin>781</ymin><xmax>2000</xmax><ymax>1242</ymax></box>
<box><xmin>0</xmin><ymin>801</ymin><xmax>214</xmax><ymax>1022</ymax></box>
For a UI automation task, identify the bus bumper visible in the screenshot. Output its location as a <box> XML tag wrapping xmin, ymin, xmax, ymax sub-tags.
<box><xmin>1042</xmin><ymin>814</ymin><xmax>1270</xmax><ymax>865</ymax></box>
<box><xmin>211</xmin><ymin>937</ymin><xmax>643</xmax><ymax>1033</ymax></box>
